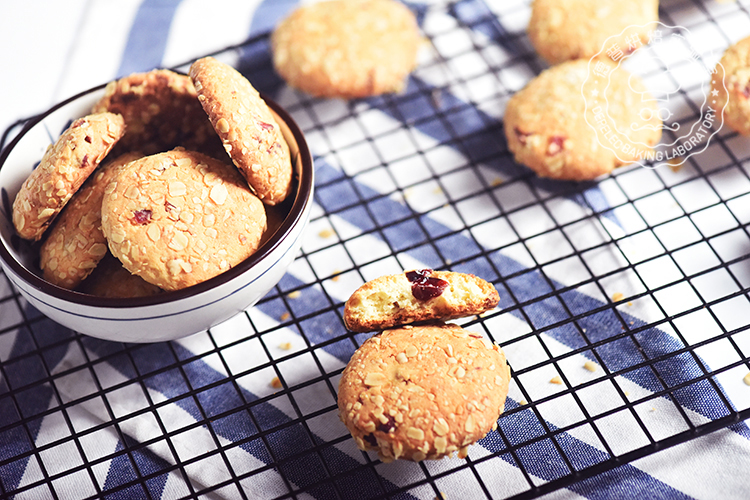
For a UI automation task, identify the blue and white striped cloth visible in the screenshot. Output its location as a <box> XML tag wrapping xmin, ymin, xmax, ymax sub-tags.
<box><xmin>3</xmin><ymin>0</ymin><xmax>750</xmax><ymax>498</ymax></box>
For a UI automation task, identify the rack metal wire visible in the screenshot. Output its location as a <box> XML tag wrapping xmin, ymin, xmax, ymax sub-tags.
<box><xmin>3</xmin><ymin>0</ymin><xmax>750</xmax><ymax>498</ymax></box>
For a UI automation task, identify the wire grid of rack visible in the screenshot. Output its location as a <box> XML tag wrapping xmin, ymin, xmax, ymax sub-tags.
<box><xmin>3</xmin><ymin>0</ymin><xmax>750</xmax><ymax>498</ymax></box>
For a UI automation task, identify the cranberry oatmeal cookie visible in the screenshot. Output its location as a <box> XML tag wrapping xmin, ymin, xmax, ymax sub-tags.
<box><xmin>504</xmin><ymin>59</ymin><xmax>661</xmax><ymax>180</ymax></box>
<box><xmin>338</xmin><ymin>323</ymin><xmax>511</xmax><ymax>462</ymax></box>
<box><xmin>12</xmin><ymin>112</ymin><xmax>125</xmax><ymax>241</ymax></box>
<box><xmin>344</xmin><ymin>269</ymin><xmax>499</xmax><ymax>333</ymax></box>
<box><xmin>189</xmin><ymin>57</ymin><xmax>292</xmax><ymax>205</ymax></box>
<box><xmin>712</xmin><ymin>35</ymin><xmax>750</xmax><ymax>136</ymax></box>
<box><xmin>271</xmin><ymin>0</ymin><xmax>422</xmax><ymax>98</ymax></box>
<box><xmin>100</xmin><ymin>148</ymin><xmax>267</xmax><ymax>291</ymax></box>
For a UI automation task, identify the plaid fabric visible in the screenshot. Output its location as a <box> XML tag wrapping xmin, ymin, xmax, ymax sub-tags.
<box><xmin>2</xmin><ymin>0</ymin><xmax>750</xmax><ymax>498</ymax></box>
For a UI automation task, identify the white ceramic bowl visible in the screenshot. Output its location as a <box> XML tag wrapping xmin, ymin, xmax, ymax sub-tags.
<box><xmin>0</xmin><ymin>83</ymin><xmax>313</xmax><ymax>343</ymax></box>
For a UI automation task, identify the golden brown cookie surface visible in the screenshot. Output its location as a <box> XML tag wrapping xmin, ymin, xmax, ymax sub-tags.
<box><xmin>528</xmin><ymin>0</ymin><xmax>658</xmax><ymax>65</ymax></box>
<box><xmin>271</xmin><ymin>0</ymin><xmax>421</xmax><ymax>98</ymax></box>
<box><xmin>40</xmin><ymin>152</ymin><xmax>142</xmax><ymax>289</ymax></box>
<box><xmin>100</xmin><ymin>148</ymin><xmax>267</xmax><ymax>291</ymax></box>
<box><xmin>504</xmin><ymin>59</ymin><xmax>661</xmax><ymax>180</ymax></box>
<box><xmin>92</xmin><ymin>69</ymin><xmax>222</xmax><ymax>157</ymax></box>
<box><xmin>712</xmin><ymin>35</ymin><xmax>750</xmax><ymax>136</ymax></box>
<box><xmin>189</xmin><ymin>57</ymin><xmax>292</xmax><ymax>206</ymax></box>
<box><xmin>338</xmin><ymin>323</ymin><xmax>511</xmax><ymax>462</ymax></box>
<box><xmin>344</xmin><ymin>269</ymin><xmax>499</xmax><ymax>333</ymax></box>
<box><xmin>12</xmin><ymin>112</ymin><xmax>125</xmax><ymax>241</ymax></box>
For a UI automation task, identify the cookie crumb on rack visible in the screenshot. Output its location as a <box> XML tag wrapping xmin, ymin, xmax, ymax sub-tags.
<box><xmin>271</xmin><ymin>376</ymin><xmax>283</xmax><ymax>389</ymax></box>
<box><xmin>743</xmin><ymin>372</ymin><xmax>750</xmax><ymax>386</ymax></box>
<box><xmin>583</xmin><ymin>361</ymin><xmax>597</xmax><ymax>373</ymax></box>
<box><xmin>549</xmin><ymin>376</ymin><xmax>563</xmax><ymax>385</ymax></box>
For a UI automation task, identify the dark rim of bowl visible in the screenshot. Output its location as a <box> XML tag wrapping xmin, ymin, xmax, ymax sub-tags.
<box><xmin>0</xmin><ymin>80</ymin><xmax>313</xmax><ymax>308</ymax></box>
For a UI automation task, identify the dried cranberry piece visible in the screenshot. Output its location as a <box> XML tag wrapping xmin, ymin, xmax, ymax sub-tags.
<box><xmin>164</xmin><ymin>201</ymin><xmax>176</xmax><ymax>212</ymax></box>
<box><xmin>132</xmin><ymin>209</ymin><xmax>152</xmax><ymax>225</ymax></box>
<box><xmin>743</xmin><ymin>83</ymin><xmax>750</xmax><ymax>99</ymax></box>
<box><xmin>376</xmin><ymin>415</ymin><xmax>396</xmax><ymax>433</ymax></box>
<box><xmin>547</xmin><ymin>136</ymin><xmax>565</xmax><ymax>156</ymax></box>
<box><xmin>258</xmin><ymin>121</ymin><xmax>274</xmax><ymax>131</ymax></box>
<box><xmin>406</xmin><ymin>269</ymin><xmax>449</xmax><ymax>301</ymax></box>
<box><xmin>81</xmin><ymin>154</ymin><xmax>89</xmax><ymax>168</ymax></box>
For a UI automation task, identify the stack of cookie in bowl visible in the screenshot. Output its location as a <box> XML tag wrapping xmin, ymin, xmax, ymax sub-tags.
<box><xmin>12</xmin><ymin>57</ymin><xmax>291</xmax><ymax>296</ymax></box>
<box><xmin>338</xmin><ymin>269</ymin><xmax>511</xmax><ymax>462</ymax></box>
<box><xmin>0</xmin><ymin>57</ymin><xmax>313</xmax><ymax>341</ymax></box>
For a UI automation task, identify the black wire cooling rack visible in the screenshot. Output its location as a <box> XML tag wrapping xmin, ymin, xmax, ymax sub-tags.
<box><xmin>3</xmin><ymin>0</ymin><xmax>750</xmax><ymax>499</ymax></box>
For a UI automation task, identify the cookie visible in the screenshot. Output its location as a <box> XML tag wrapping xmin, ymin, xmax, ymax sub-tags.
<box><xmin>504</xmin><ymin>59</ymin><xmax>661</xmax><ymax>180</ymax></box>
<box><xmin>12</xmin><ymin>112</ymin><xmax>125</xmax><ymax>241</ymax></box>
<box><xmin>527</xmin><ymin>0</ymin><xmax>658</xmax><ymax>65</ymax></box>
<box><xmin>92</xmin><ymin>69</ymin><xmax>223</xmax><ymax>157</ymax></box>
<box><xmin>712</xmin><ymin>35</ymin><xmax>750</xmax><ymax>136</ymax></box>
<box><xmin>78</xmin><ymin>252</ymin><xmax>163</xmax><ymax>298</ymax></box>
<box><xmin>344</xmin><ymin>269</ymin><xmax>499</xmax><ymax>333</ymax></box>
<box><xmin>189</xmin><ymin>57</ymin><xmax>292</xmax><ymax>205</ymax></box>
<box><xmin>271</xmin><ymin>0</ymin><xmax>421</xmax><ymax>98</ymax></box>
<box><xmin>40</xmin><ymin>152</ymin><xmax>142</xmax><ymax>289</ymax></box>
<box><xmin>100</xmin><ymin>148</ymin><xmax>267</xmax><ymax>291</ymax></box>
<box><xmin>338</xmin><ymin>323</ymin><xmax>511</xmax><ymax>462</ymax></box>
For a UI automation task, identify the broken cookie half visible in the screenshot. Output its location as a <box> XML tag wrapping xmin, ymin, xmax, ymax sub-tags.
<box><xmin>343</xmin><ymin>269</ymin><xmax>500</xmax><ymax>333</ymax></box>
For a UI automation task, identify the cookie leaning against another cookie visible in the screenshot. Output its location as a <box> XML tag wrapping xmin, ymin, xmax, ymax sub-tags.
<box><xmin>40</xmin><ymin>151</ymin><xmax>142</xmax><ymax>289</ymax></box>
<box><xmin>528</xmin><ymin>0</ymin><xmax>658</xmax><ymax>65</ymax></box>
<box><xmin>271</xmin><ymin>0</ymin><xmax>422</xmax><ymax>98</ymax></box>
<box><xmin>504</xmin><ymin>59</ymin><xmax>661</xmax><ymax>180</ymax></box>
<box><xmin>338</xmin><ymin>323</ymin><xmax>511</xmax><ymax>462</ymax></box>
<box><xmin>12</xmin><ymin>112</ymin><xmax>125</xmax><ymax>241</ymax></box>
<box><xmin>101</xmin><ymin>148</ymin><xmax>267</xmax><ymax>291</ymax></box>
<box><xmin>92</xmin><ymin>69</ymin><xmax>223</xmax><ymax>157</ymax></box>
<box><xmin>712</xmin><ymin>35</ymin><xmax>750</xmax><ymax>136</ymax></box>
<box><xmin>344</xmin><ymin>269</ymin><xmax>499</xmax><ymax>333</ymax></box>
<box><xmin>189</xmin><ymin>57</ymin><xmax>292</xmax><ymax>206</ymax></box>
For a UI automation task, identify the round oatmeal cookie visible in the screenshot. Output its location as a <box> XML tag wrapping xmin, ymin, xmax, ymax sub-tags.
<box><xmin>12</xmin><ymin>112</ymin><xmax>125</xmax><ymax>241</ymax></box>
<box><xmin>344</xmin><ymin>269</ymin><xmax>499</xmax><ymax>333</ymax></box>
<box><xmin>79</xmin><ymin>253</ymin><xmax>163</xmax><ymax>298</ymax></box>
<box><xmin>189</xmin><ymin>57</ymin><xmax>292</xmax><ymax>206</ymax></box>
<box><xmin>338</xmin><ymin>323</ymin><xmax>511</xmax><ymax>462</ymax></box>
<box><xmin>527</xmin><ymin>0</ymin><xmax>658</xmax><ymax>65</ymax></box>
<box><xmin>712</xmin><ymin>35</ymin><xmax>750</xmax><ymax>136</ymax></box>
<box><xmin>92</xmin><ymin>69</ymin><xmax>223</xmax><ymax>157</ymax></box>
<box><xmin>100</xmin><ymin>148</ymin><xmax>267</xmax><ymax>291</ymax></box>
<box><xmin>271</xmin><ymin>0</ymin><xmax>422</xmax><ymax>98</ymax></box>
<box><xmin>40</xmin><ymin>152</ymin><xmax>142</xmax><ymax>289</ymax></box>
<box><xmin>504</xmin><ymin>59</ymin><xmax>661</xmax><ymax>180</ymax></box>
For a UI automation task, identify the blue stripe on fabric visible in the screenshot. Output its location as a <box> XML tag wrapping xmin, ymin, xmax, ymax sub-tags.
<box><xmin>102</xmin><ymin>438</ymin><xmax>170</xmax><ymax>499</ymax></box>
<box><xmin>0</xmin><ymin>318</ymin><xmax>74</xmax><ymax>494</ymax></box>
<box><xmin>116</xmin><ymin>0</ymin><xmax>184</xmax><ymax>77</ymax></box>
<box><xmin>312</xmin><ymin>159</ymin><xmax>750</xmax><ymax>439</ymax></box>
<box><xmin>82</xmin><ymin>338</ymin><xmax>417</xmax><ymax>500</ymax></box>
<box><xmin>484</xmin><ymin>400</ymin><xmax>695</xmax><ymax>500</ymax></box>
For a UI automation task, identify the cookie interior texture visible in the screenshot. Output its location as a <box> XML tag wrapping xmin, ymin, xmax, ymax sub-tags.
<box><xmin>712</xmin><ymin>35</ymin><xmax>750</xmax><ymax>136</ymax></box>
<box><xmin>527</xmin><ymin>0</ymin><xmax>658</xmax><ymax>64</ymax></box>
<box><xmin>270</xmin><ymin>0</ymin><xmax>422</xmax><ymax>98</ymax></box>
<box><xmin>338</xmin><ymin>323</ymin><xmax>511</xmax><ymax>462</ymax></box>
<box><xmin>503</xmin><ymin>59</ymin><xmax>661</xmax><ymax>180</ymax></box>
<box><xmin>344</xmin><ymin>269</ymin><xmax>500</xmax><ymax>333</ymax></box>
